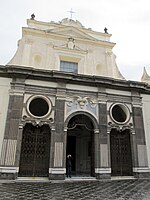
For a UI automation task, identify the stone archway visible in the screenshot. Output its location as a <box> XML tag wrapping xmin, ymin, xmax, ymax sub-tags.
<box><xmin>66</xmin><ymin>114</ymin><xmax>95</xmax><ymax>177</ymax></box>
<box><xmin>110</xmin><ymin>128</ymin><xmax>133</xmax><ymax>176</ymax></box>
<box><xmin>19</xmin><ymin>123</ymin><xmax>51</xmax><ymax>177</ymax></box>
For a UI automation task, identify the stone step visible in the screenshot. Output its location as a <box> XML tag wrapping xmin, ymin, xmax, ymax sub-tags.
<box><xmin>16</xmin><ymin>177</ymin><xmax>49</xmax><ymax>182</ymax></box>
<box><xmin>111</xmin><ymin>176</ymin><xmax>136</xmax><ymax>180</ymax></box>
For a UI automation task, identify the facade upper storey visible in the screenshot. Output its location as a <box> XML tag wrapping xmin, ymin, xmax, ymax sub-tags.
<box><xmin>8</xmin><ymin>18</ymin><xmax>124</xmax><ymax>80</ymax></box>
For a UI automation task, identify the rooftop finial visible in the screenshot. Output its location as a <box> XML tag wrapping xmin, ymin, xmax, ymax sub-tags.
<box><xmin>104</xmin><ymin>27</ymin><xmax>108</xmax><ymax>34</ymax></box>
<box><xmin>68</xmin><ymin>8</ymin><xmax>75</xmax><ymax>20</ymax></box>
<box><xmin>30</xmin><ymin>13</ymin><xmax>35</xmax><ymax>20</ymax></box>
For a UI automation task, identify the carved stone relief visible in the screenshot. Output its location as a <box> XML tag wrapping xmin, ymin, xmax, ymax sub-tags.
<box><xmin>67</xmin><ymin>38</ymin><xmax>75</xmax><ymax>49</ymax></box>
<box><xmin>65</xmin><ymin>95</ymin><xmax>98</xmax><ymax>120</ymax></box>
<box><xmin>107</xmin><ymin>121</ymin><xmax>134</xmax><ymax>134</ymax></box>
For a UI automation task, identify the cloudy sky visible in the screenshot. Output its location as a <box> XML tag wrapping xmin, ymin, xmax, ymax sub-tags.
<box><xmin>0</xmin><ymin>0</ymin><xmax>150</xmax><ymax>81</ymax></box>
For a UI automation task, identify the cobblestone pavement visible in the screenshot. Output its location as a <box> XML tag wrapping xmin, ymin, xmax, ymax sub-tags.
<box><xmin>0</xmin><ymin>179</ymin><xmax>150</xmax><ymax>200</ymax></box>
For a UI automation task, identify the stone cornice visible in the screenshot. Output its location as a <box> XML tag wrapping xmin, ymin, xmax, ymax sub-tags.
<box><xmin>22</xmin><ymin>27</ymin><xmax>115</xmax><ymax>48</ymax></box>
<box><xmin>0</xmin><ymin>65</ymin><xmax>149</xmax><ymax>93</ymax></box>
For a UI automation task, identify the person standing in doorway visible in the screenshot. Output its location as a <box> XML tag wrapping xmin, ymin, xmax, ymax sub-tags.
<box><xmin>66</xmin><ymin>154</ymin><xmax>72</xmax><ymax>178</ymax></box>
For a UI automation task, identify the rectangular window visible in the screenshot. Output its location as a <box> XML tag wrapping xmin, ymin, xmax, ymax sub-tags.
<box><xmin>60</xmin><ymin>61</ymin><xmax>78</xmax><ymax>73</ymax></box>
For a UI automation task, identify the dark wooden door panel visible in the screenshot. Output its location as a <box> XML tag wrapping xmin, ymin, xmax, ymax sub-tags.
<box><xmin>19</xmin><ymin>124</ymin><xmax>50</xmax><ymax>177</ymax></box>
<box><xmin>111</xmin><ymin>129</ymin><xmax>132</xmax><ymax>176</ymax></box>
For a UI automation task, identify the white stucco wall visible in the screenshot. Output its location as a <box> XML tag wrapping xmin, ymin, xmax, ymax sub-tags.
<box><xmin>0</xmin><ymin>78</ymin><xmax>11</xmax><ymax>155</ymax></box>
<box><xmin>142</xmin><ymin>94</ymin><xmax>150</xmax><ymax>167</ymax></box>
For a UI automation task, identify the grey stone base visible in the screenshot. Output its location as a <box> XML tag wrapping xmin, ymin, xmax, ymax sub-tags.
<box><xmin>0</xmin><ymin>172</ymin><xmax>17</xmax><ymax>180</ymax></box>
<box><xmin>49</xmin><ymin>174</ymin><xmax>65</xmax><ymax>180</ymax></box>
<box><xmin>95</xmin><ymin>173</ymin><xmax>111</xmax><ymax>180</ymax></box>
<box><xmin>134</xmin><ymin>172</ymin><xmax>150</xmax><ymax>179</ymax></box>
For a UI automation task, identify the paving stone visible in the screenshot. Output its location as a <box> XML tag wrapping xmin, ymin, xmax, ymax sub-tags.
<box><xmin>0</xmin><ymin>179</ymin><xmax>150</xmax><ymax>199</ymax></box>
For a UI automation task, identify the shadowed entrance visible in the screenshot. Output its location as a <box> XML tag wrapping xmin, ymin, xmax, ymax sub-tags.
<box><xmin>67</xmin><ymin>114</ymin><xmax>95</xmax><ymax>177</ymax></box>
<box><xmin>19</xmin><ymin>123</ymin><xmax>50</xmax><ymax>177</ymax></box>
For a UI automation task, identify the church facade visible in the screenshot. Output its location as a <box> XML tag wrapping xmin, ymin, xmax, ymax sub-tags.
<box><xmin>0</xmin><ymin>17</ymin><xmax>150</xmax><ymax>180</ymax></box>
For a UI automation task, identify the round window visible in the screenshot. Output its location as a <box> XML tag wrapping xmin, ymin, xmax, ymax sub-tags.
<box><xmin>27</xmin><ymin>96</ymin><xmax>51</xmax><ymax>118</ymax></box>
<box><xmin>110</xmin><ymin>103</ymin><xmax>130</xmax><ymax>124</ymax></box>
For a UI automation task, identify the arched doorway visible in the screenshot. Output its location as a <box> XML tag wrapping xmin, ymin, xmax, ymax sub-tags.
<box><xmin>110</xmin><ymin>128</ymin><xmax>133</xmax><ymax>176</ymax></box>
<box><xmin>66</xmin><ymin>114</ymin><xmax>95</xmax><ymax>177</ymax></box>
<box><xmin>19</xmin><ymin>123</ymin><xmax>51</xmax><ymax>177</ymax></box>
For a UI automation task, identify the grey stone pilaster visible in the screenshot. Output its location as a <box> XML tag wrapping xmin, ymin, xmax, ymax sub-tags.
<box><xmin>49</xmin><ymin>98</ymin><xmax>66</xmax><ymax>180</ymax></box>
<box><xmin>4</xmin><ymin>95</ymin><xmax>23</xmax><ymax>140</ymax></box>
<box><xmin>132</xmin><ymin>106</ymin><xmax>149</xmax><ymax>177</ymax></box>
<box><xmin>0</xmin><ymin>94</ymin><xmax>23</xmax><ymax>167</ymax></box>
<box><xmin>96</xmin><ymin>103</ymin><xmax>110</xmax><ymax>179</ymax></box>
<box><xmin>55</xmin><ymin>99</ymin><xmax>65</xmax><ymax>137</ymax></box>
<box><xmin>0</xmin><ymin>93</ymin><xmax>24</xmax><ymax>179</ymax></box>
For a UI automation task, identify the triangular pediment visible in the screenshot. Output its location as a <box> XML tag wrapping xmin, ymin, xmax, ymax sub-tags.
<box><xmin>47</xmin><ymin>26</ymin><xmax>96</xmax><ymax>41</ymax></box>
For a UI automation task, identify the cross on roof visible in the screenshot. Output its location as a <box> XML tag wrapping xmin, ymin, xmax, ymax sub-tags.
<box><xmin>68</xmin><ymin>8</ymin><xmax>75</xmax><ymax>19</ymax></box>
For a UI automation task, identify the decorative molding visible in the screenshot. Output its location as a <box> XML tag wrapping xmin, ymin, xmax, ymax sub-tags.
<box><xmin>56</xmin><ymin>95</ymin><xmax>66</xmax><ymax>100</ymax></box>
<box><xmin>53</xmin><ymin>37</ymin><xmax>88</xmax><ymax>54</ymax></box>
<box><xmin>49</xmin><ymin>168</ymin><xmax>66</xmax><ymax>174</ymax></box>
<box><xmin>64</xmin><ymin>127</ymin><xmax>68</xmax><ymax>132</ymax></box>
<box><xmin>51</xmin><ymin>126</ymin><xmax>55</xmax><ymax>131</ymax></box>
<box><xmin>133</xmin><ymin>167</ymin><xmax>150</xmax><ymax>173</ymax></box>
<box><xmin>94</xmin><ymin>129</ymin><xmax>99</xmax><ymax>134</ymax></box>
<box><xmin>19</xmin><ymin>124</ymin><xmax>24</xmax><ymax>129</ymax></box>
<box><xmin>9</xmin><ymin>89</ymin><xmax>24</xmax><ymax>96</ymax></box>
<box><xmin>53</xmin><ymin>45</ymin><xmax>88</xmax><ymax>54</ymax></box>
<box><xmin>107</xmin><ymin>94</ymin><xmax>131</xmax><ymax>103</ymax></box>
<box><xmin>0</xmin><ymin>167</ymin><xmax>19</xmax><ymax>173</ymax></box>
<box><xmin>21</xmin><ymin>118</ymin><xmax>52</xmax><ymax>127</ymax></box>
<box><xmin>107</xmin><ymin>122</ymin><xmax>134</xmax><ymax>134</ymax></box>
<box><xmin>95</xmin><ymin>168</ymin><xmax>111</xmax><ymax>174</ymax></box>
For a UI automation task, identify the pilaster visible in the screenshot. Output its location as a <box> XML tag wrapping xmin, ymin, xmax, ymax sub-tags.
<box><xmin>0</xmin><ymin>79</ymin><xmax>24</xmax><ymax>179</ymax></box>
<box><xmin>49</xmin><ymin>94</ymin><xmax>66</xmax><ymax>180</ymax></box>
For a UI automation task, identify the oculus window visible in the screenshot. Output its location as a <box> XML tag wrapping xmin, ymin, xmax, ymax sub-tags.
<box><xmin>110</xmin><ymin>103</ymin><xmax>130</xmax><ymax>124</ymax></box>
<box><xmin>29</xmin><ymin>98</ymin><xmax>49</xmax><ymax>117</ymax></box>
<box><xmin>27</xmin><ymin>96</ymin><xmax>52</xmax><ymax>118</ymax></box>
<box><xmin>60</xmin><ymin>61</ymin><xmax>78</xmax><ymax>73</ymax></box>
